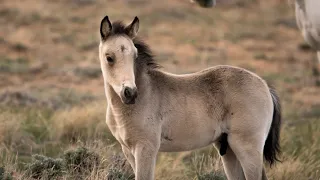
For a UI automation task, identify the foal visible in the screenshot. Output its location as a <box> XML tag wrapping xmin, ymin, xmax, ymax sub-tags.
<box><xmin>99</xmin><ymin>16</ymin><xmax>281</xmax><ymax>180</ymax></box>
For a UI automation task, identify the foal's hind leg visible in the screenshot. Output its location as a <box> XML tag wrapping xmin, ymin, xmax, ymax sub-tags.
<box><xmin>228</xmin><ymin>133</ymin><xmax>266</xmax><ymax>180</ymax></box>
<box><xmin>214</xmin><ymin>143</ymin><xmax>245</xmax><ymax>180</ymax></box>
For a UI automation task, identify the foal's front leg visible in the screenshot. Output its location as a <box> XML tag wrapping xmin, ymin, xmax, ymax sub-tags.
<box><xmin>121</xmin><ymin>145</ymin><xmax>135</xmax><ymax>173</ymax></box>
<box><xmin>134</xmin><ymin>143</ymin><xmax>158</xmax><ymax>180</ymax></box>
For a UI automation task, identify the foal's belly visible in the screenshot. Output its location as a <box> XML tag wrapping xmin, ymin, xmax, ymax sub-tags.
<box><xmin>159</xmin><ymin>136</ymin><xmax>215</xmax><ymax>152</ymax></box>
<box><xmin>158</xmin><ymin>118</ymin><xmax>222</xmax><ymax>152</ymax></box>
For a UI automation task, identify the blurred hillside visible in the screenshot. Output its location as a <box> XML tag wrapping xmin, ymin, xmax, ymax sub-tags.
<box><xmin>0</xmin><ymin>0</ymin><xmax>319</xmax><ymax>179</ymax></box>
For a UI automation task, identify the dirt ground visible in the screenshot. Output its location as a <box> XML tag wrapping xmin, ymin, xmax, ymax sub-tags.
<box><xmin>1</xmin><ymin>0</ymin><xmax>319</xmax><ymax>103</ymax></box>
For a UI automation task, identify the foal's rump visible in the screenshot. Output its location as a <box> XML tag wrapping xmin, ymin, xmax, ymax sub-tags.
<box><xmin>206</xmin><ymin>66</ymin><xmax>281</xmax><ymax>165</ymax></box>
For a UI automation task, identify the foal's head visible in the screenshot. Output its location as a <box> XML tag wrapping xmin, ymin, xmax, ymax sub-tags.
<box><xmin>99</xmin><ymin>16</ymin><xmax>139</xmax><ymax>104</ymax></box>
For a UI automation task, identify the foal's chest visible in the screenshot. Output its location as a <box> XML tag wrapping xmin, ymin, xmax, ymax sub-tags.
<box><xmin>105</xmin><ymin>114</ymin><xmax>139</xmax><ymax>149</ymax></box>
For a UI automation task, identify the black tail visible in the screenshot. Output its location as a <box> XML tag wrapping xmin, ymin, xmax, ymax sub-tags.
<box><xmin>264</xmin><ymin>88</ymin><xmax>282</xmax><ymax>166</ymax></box>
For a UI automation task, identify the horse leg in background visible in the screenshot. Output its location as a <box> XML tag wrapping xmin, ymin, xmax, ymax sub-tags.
<box><xmin>227</xmin><ymin>133</ymin><xmax>266</xmax><ymax>180</ymax></box>
<box><xmin>134</xmin><ymin>143</ymin><xmax>158</xmax><ymax>180</ymax></box>
<box><xmin>191</xmin><ymin>0</ymin><xmax>216</xmax><ymax>8</ymax></box>
<box><xmin>214</xmin><ymin>143</ymin><xmax>245</xmax><ymax>180</ymax></box>
<box><xmin>122</xmin><ymin>145</ymin><xmax>136</xmax><ymax>173</ymax></box>
<box><xmin>311</xmin><ymin>51</ymin><xmax>320</xmax><ymax>86</ymax></box>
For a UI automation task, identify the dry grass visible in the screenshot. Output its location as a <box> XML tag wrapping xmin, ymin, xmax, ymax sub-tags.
<box><xmin>0</xmin><ymin>0</ymin><xmax>320</xmax><ymax>179</ymax></box>
<box><xmin>267</xmin><ymin>121</ymin><xmax>320</xmax><ymax>180</ymax></box>
<box><xmin>0</xmin><ymin>101</ymin><xmax>319</xmax><ymax>179</ymax></box>
<box><xmin>50</xmin><ymin>101</ymin><xmax>111</xmax><ymax>142</ymax></box>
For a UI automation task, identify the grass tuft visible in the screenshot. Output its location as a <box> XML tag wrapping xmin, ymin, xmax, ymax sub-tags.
<box><xmin>0</xmin><ymin>57</ymin><xmax>29</xmax><ymax>74</ymax></box>
<box><xmin>197</xmin><ymin>172</ymin><xmax>227</xmax><ymax>180</ymax></box>
<box><xmin>107</xmin><ymin>155</ymin><xmax>134</xmax><ymax>180</ymax></box>
<box><xmin>0</xmin><ymin>167</ymin><xmax>13</xmax><ymax>180</ymax></box>
<box><xmin>25</xmin><ymin>155</ymin><xmax>65</xmax><ymax>179</ymax></box>
<box><xmin>63</xmin><ymin>147</ymin><xmax>100</xmax><ymax>175</ymax></box>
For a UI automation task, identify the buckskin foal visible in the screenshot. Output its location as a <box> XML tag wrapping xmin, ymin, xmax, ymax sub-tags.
<box><xmin>99</xmin><ymin>16</ymin><xmax>281</xmax><ymax>180</ymax></box>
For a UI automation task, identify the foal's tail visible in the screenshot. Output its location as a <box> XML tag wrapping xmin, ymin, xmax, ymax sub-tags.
<box><xmin>264</xmin><ymin>88</ymin><xmax>282</xmax><ymax>166</ymax></box>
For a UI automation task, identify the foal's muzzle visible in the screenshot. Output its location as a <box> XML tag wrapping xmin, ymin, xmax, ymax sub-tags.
<box><xmin>120</xmin><ymin>86</ymin><xmax>138</xmax><ymax>104</ymax></box>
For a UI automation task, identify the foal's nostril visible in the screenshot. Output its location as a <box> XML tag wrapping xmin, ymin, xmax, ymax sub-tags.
<box><xmin>121</xmin><ymin>87</ymin><xmax>137</xmax><ymax>104</ymax></box>
<box><xmin>124</xmin><ymin>87</ymin><xmax>132</xmax><ymax>99</ymax></box>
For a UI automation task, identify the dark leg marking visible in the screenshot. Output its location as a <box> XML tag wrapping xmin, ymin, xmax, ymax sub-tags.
<box><xmin>219</xmin><ymin>133</ymin><xmax>228</xmax><ymax>156</ymax></box>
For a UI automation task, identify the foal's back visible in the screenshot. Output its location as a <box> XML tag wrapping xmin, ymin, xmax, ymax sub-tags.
<box><xmin>150</xmin><ymin>65</ymin><xmax>271</xmax><ymax>105</ymax></box>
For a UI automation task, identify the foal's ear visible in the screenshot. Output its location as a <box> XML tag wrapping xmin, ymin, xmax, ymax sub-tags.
<box><xmin>126</xmin><ymin>16</ymin><xmax>139</xmax><ymax>39</ymax></box>
<box><xmin>100</xmin><ymin>16</ymin><xmax>112</xmax><ymax>40</ymax></box>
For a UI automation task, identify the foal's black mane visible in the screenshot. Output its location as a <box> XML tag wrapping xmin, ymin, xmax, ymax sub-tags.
<box><xmin>108</xmin><ymin>21</ymin><xmax>160</xmax><ymax>70</ymax></box>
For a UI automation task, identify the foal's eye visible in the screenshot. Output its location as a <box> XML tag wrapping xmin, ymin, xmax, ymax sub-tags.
<box><xmin>106</xmin><ymin>56</ymin><xmax>114</xmax><ymax>64</ymax></box>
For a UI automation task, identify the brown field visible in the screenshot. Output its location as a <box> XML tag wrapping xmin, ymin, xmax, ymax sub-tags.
<box><xmin>0</xmin><ymin>0</ymin><xmax>319</xmax><ymax>179</ymax></box>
